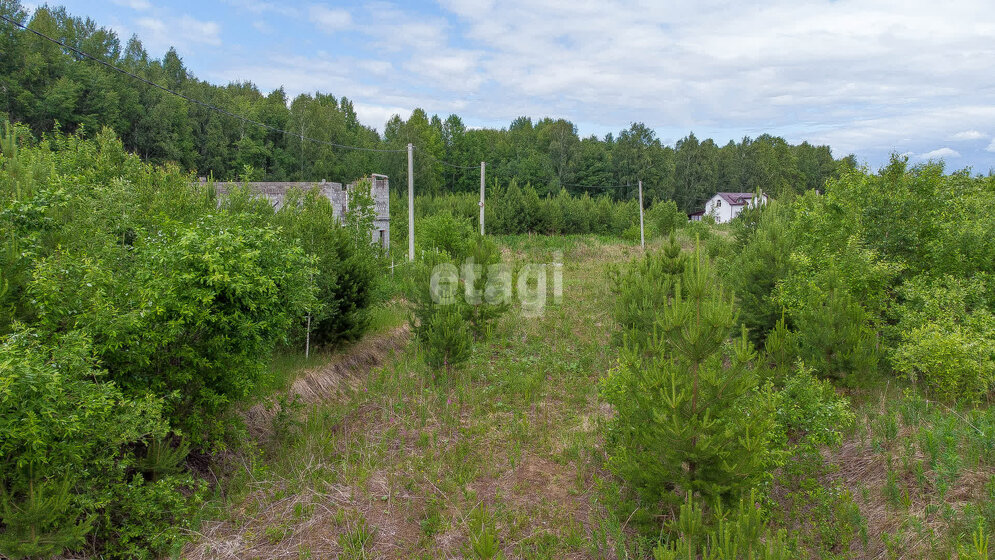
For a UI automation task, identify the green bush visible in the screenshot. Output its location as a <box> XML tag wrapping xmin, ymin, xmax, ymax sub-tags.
<box><xmin>408</xmin><ymin>234</ymin><xmax>509</xmax><ymax>374</ymax></box>
<box><xmin>771</xmin><ymin>365</ymin><xmax>855</xmax><ymax>449</ymax></box>
<box><xmin>0</xmin><ymin>330</ymin><xmax>203</xmax><ymax>559</ymax></box>
<box><xmin>728</xmin><ymin>201</ymin><xmax>794</xmax><ymax>346</ymax></box>
<box><xmin>409</xmin><ymin>252</ymin><xmax>474</xmax><ymax>376</ymax></box>
<box><xmin>275</xmin><ymin>188</ymin><xmax>380</xmax><ymax>346</ymax></box>
<box><xmin>894</xmin><ymin>324</ymin><xmax>993</xmax><ymax>403</ymax></box>
<box><xmin>418</xmin><ymin>211</ymin><xmax>475</xmax><ymax>259</ymax></box>
<box><xmin>652</xmin><ymin>491</ymin><xmax>795</xmax><ymax>560</ymax></box>
<box><xmin>646</xmin><ymin>199</ymin><xmax>684</xmax><ymax>237</ymax></box>
<box><xmin>29</xmin><ymin>211</ymin><xmax>315</xmax><ymax>441</ymax></box>
<box><xmin>890</xmin><ymin>275</ymin><xmax>995</xmax><ymax>402</ymax></box>
<box><xmin>775</xmin><ymin>265</ymin><xmax>880</xmax><ymax>384</ymax></box>
<box><xmin>603</xmin><ymin>247</ymin><xmax>778</xmax><ymax>508</ymax></box>
<box><xmin>609</xmin><ymin>236</ymin><xmax>686</xmax><ymax>353</ymax></box>
<box><xmin>0</xmin><ymin>122</ymin><xmax>385</xmax><ymax>558</ymax></box>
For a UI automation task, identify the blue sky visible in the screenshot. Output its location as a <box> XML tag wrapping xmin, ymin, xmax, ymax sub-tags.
<box><xmin>51</xmin><ymin>0</ymin><xmax>995</xmax><ymax>171</ymax></box>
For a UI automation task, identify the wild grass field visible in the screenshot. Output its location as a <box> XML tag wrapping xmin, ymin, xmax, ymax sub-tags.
<box><xmin>182</xmin><ymin>234</ymin><xmax>995</xmax><ymax>560</ymax></box>
<box><xmin>185</xmin><ymin>235</ymin><xmax>632</xmax><ymax>559</ymax></box>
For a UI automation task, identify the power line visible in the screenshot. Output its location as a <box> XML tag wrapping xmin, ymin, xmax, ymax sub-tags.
<box><xmin>0</xmin><ymin>13</ymin><xmax>406</xmax><ymax>155</ymax></box>
<box><xmin>413</xmin><ymin>145</ymin><xmax>480</xmax><ymax>170</ymax></box>
<box><xmin>561</xmin><ymin>182</ymin><xmax>634</xmax><ymax>190</ymax></box>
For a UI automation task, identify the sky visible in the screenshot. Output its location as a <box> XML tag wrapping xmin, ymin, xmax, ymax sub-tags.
<box><xmin>48</xmin><ymin>0</ymin><xmax>995</xmax><ymax>171</ymax></box>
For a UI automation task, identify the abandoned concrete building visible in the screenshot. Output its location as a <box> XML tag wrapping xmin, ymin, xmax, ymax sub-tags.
<box><xmin>206</xmin><ymin>174</ymin><xmax>390</xmax><ymax>249</ymax></box>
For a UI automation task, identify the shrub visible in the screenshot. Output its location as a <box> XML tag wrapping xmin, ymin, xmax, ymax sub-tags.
<box><xmin>29</xmin><ymin>211</ymin><xmax>316</xmax><ymax>442</ymax></box>
<box><xmin>609</xmin><ymin>236</ymin><xmax>686</xmax><ymax>353</ymax></box>
<box><xmin>647</xmin><ymin>199</ymin><xmax>683</xmax><ymax>237</ymax></box>
<box><xmin>893</xmin><ymin>324</ymin><xmax>993</xmax><ymax>403</ymax></box>
<box><xmin>275</xmin><ymin>188</ymin><xmax>381</xmax><ymax>345</ymax></box>
<box><xmin>652</xmin><ymin>491</ymin><xmax>795</xmax><ymax>560</ymax></box>
<box><xmin>728</xmin><ymin>201</ymin><xmax>794</xmax><ymax>346</ymax></box>
<box><xmin>772</xmin><ymin>365</ymin><xmax>855</xmax><ymax>450</ymax></box>
<box><xmin>408</xmin><ymin>235</ymin><xmax>508</xmax><ymax>374</ymax></box>
<box><xmin>776</xmin><ymin>265</ymin><xmax>880</xmax><ymax>384</ymax></box>
<box><xmin>409</xmin><ymin>252</ymin><xmax>474</xmax><ymax>376</ymax></box>
<box><xmin>418</xmin><ymin>211</ymin><xmax>475</xmax><ymax>259</ymax></box>
<box><xmin>0</xmin><ymin>330</ymin><xmax>203</xmax><ymax>559</ymax></box>
<box><xmin>603</xmin><ymin>247</ymin><xmax>778</xmax><ymax>508</ymax></box>
<box><xmin>890</xmin><ymin>275</ymin><xmax>995</xmax><ymax>402</ymax></box>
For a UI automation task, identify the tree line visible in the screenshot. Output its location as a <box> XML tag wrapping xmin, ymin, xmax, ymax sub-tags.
<box><xmin>0</xmin><ymin>2</ymin><xmax>855</xmax><ymax>213</ymax></box>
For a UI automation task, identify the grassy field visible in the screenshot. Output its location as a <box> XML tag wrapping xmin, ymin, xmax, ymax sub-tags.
<box><xmin>184</xmin><ymin>235</ymin><xmax>644</xmax><ymax>559</ymax></box>
<box><xmin>183</xmin><ymin>235</ymin><xmax>995</xmax><ymax>560</ymax></box>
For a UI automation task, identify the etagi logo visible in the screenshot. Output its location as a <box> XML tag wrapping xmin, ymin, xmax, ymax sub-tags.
<box><xmin>429</xmin><ymin>251</ymin><xmax>563</xmax><ymax>317</ymax></box>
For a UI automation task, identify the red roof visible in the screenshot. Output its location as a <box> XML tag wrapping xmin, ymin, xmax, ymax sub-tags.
<box><xmin>715</xmin><ymin>192</ymin><xmax>762</xmax><ymax>206</ymax></box>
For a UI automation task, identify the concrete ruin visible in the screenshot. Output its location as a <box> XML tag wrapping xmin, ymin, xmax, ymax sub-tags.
<box><xmin>205</xmin><ymin>174</ymin><xmax>390</xmax><ymax>249</ymax></box>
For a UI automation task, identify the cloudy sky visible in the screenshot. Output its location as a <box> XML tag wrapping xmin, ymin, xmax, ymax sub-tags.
<box><xmin>57</xmin><ymin>0</ymin><xmax>995</xmax><ymax>171</ymax></box>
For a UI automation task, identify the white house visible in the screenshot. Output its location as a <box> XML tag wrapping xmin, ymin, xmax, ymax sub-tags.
<box><xmin>697</xmin><ymin>191</ymin><xmax>768</xmax><ymax>223</ymax></box>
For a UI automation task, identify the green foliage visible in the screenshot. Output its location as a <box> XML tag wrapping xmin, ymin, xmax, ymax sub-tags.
<box><xmin>419</xmin><ymin>300</ymin><xmax>474</xmax><ymax>374</ymax></box>
<box><xmin>137</xmin><ymin>438</ymin><xmax>190</xmax><ymax>482</ymax></box>
<box><xmin>770</xmin><ymin>365</ymin><xmax>855</xmax><ymax>450</ymax></box>
<box><xmin>728</xmin><ymin>201</ymin><xmax>794</xmax><ymax>345</ymax></box>
<box><xmin>957</xmin><ymin>522</ymin><xmax>989</xmax><ymax>560</ymax></box>
<box><xmin>893</xmin><ymin>324</ymin><xmax>993</xmax><ymax>402</ymax></box>
<box><xmin>652</xmin><ymin>491</ymin><xmax>795</xmax><ymax>560</ymax></box>
<box><xmin>890</xmin><ymin>275</ymin><xmax>995</xmax><ymax>402</ymax></box>
<box><xmin>0</xmin><ymin>478</ymin><xmax>92</xmax><ymax>560</ymax></box>
<box><xmin>777</xmin><ymin>268</ymin><xmax>880</xmax><ymax>384</ymax></box>
<box><xmin>604</xmin><ymin>247</ymin><xmax>778</xmax><ymax>508</ymax></box>
<box><xmin>28</xmin><ymin>211</ymin><xmax>315</xmax><ymax>440</ymax></box>
<box><xmin>0</xmin><ymin>124</ymin><xmax>380</xmax><ymax>557</ymax></box>
<box><xmin>646</xmin><ymin>199</ymin><xmax>684</xmax><ymax>237</ymax></box>
<box><xmin>609</xmin><ymin>236</ymin><xmax>686</xmax><ymax>352</ymax></box>
<box><xmin>465</xmin><ymin>506</ymin><xmax>505</xmax><ymax>560</ymax></box>
<box><xmin>418</xmin><ymin>210</ymin><xmax>475</xmax><ymax>259</ymax></box>
<box><xmin>0</xmin><ymin>330</ymin><xmax>203</xmax><ymax>559</ymax></box>
<box><xmin>275</xmin><ymin>187</ymin><xmax>381</xmax><ymax>345</ymax></box>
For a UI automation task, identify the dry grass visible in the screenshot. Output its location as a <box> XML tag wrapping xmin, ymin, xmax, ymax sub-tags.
<box><xmin>183</xmin><ymin>235</ymin><xmax>629</xmax><ymax>559</ymax></box>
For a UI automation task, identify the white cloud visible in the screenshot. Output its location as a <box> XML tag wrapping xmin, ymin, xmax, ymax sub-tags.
<box><xmin>987</xmin><ymin>139</ymin><xmax>995</xmax><ymax>152</ymax></box>
<box><xmin>309</xmin><ymin>5</ymin><xmax>352</xmax><ymax>31</ymax></box>
<box><xmin>111</xmin><ymin>0</ymin><xmax>152</xmax><ymax>10</ymax></box>
<box><xmin>133</xmin><ymin>13</ymin><xmax>221</xmax><ymax>54</ymax></box>
<box><xmin>223</xmin><ymin>0</ymin><xmax>299</xmax><ymax>17</ymax></box>
<box><xmin>951</xmin><ymin>130</ymin><xmax>985</xmax><ymax>140</ymax></box>
<box><xmin>353</xmin><ymin>102</ymin><xmax>413</xmax><ymax>130</ymax></box>
<box><xmin>917</xmin><ymin>147</ymin><xmax>961</xmax><ymax>160</ymax></box>
<box><xmin>171</xmin><ymin>0</ymin><xmax>995</xmax><ymax>168</ymax></box>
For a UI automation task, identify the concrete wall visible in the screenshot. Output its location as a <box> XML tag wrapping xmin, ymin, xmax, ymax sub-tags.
<box><xmin>208</xmin><ymin>176</ymin><xmax>390</xmax><ymax>249</ymax></box>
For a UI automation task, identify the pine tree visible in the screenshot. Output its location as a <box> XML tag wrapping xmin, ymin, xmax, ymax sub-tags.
<box><xmin>0</xmin><ymin>476</ymin><xmax>93</xmax><ymax>559</ymax></box>
<box><xmin>609</xmin><ymin>235</ymin><xmax>686</xmax><ymax>353</ymax></box>
<box><xmin>606</xmin><ymin>247</ymin><xmax>776</xmax><ymax>507</ymax></box>
<box><xmin>419</xmin><ymin>303</ymin><xmax>473</xmax><ymax>377</ymax></box>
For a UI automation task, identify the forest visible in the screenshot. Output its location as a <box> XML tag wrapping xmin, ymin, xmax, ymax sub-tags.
<box><xmin>3</xmin><ymin>1</ymin><xmax>995</xmax><ymax>560</ymax></box>
<box><xmin>0</xmin><ymin>3</ymin><xmax>850</xmax><ymax>212</ymax></box>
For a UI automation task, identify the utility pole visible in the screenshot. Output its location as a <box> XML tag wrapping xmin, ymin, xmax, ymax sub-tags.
<box><xmin>479</xmin><ymin>161</ymin><xmax>486</xmax><ymax>235</ymax></box>
<box><xmin>407</xmin><ymin>143</ymin><xmax>414</xmax><ymax>261</ymax></box>
<box><xmin>638</xmin><ymin>180</ymin><xmax>645</xmax><ymax>249</ymax></box>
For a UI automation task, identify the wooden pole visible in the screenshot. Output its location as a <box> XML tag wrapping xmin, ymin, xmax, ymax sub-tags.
<box><xmin>479</xmin><ymin>161</ymin><xmax>486</xmax><ymax>235</ymax></box>
<box><xmin>407</xmin><ymin>143</ymin><xmax>414</xmax><ymax>261</ymax></box>
<box><xmin>638</xmin><ymin>180</ymin><xmax>645</xmax><ymax>249</ymax></box>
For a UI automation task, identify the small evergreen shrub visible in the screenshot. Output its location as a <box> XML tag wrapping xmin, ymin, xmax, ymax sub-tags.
<box><xmin>604</xmin><ymin>247</ymin><xmax>778</xmax><ymax>508</ymax></box>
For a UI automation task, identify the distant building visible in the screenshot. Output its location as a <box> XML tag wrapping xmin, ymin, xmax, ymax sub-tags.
<box><xmin>696</xmin><ymin>191</ymin><xmax>768</xmax><ymax>223</ymax></box>
<box><xmin>206</xmin><ymin>175</ymin><xmax>390</xmax><ymax>249</ymax></box>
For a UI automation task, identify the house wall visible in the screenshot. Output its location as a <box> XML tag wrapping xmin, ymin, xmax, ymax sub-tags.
<box><xmin>704</xmin><ymin>193</ymin><xmax>768</xmax><ymax>224</ymax></box>
<box><xmin>705</xmin><ymin>194</ymin><xmax>736</xmax><ymax>223</ymax></box>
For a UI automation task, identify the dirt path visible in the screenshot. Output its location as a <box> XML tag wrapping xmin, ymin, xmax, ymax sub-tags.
<box><xmin>183</xmin><ymin>238</ymin><xmax>631</xmax><ymax>560</ymax></box>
